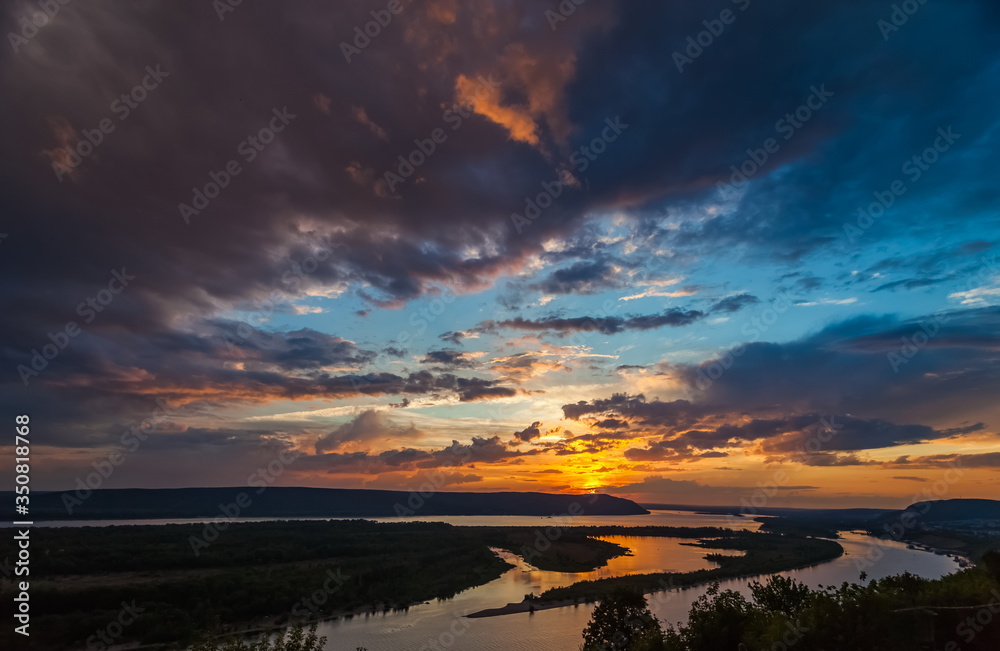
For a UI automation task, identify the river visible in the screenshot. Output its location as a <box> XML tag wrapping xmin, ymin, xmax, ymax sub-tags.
<box><xmin>22</xmin><ymin>509</ymin><xmax>964</xmax><ymax>650</ymax></box>
<box><xmin>318</xmin><ymin>511</ymin><xmax>962</xmax><ymax>651</ymax></box>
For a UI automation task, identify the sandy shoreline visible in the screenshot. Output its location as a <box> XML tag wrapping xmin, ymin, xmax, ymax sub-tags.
<box><xmin>466</xmin><ymin>597</ymin><xmax>578</xmax><ymax>618</ymax></box>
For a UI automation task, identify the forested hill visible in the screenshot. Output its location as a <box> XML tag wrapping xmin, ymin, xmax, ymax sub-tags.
<box><xmin>900</xmin><ymin>498</ymin><xmax>1000</xmax><ymax>522</ymax></box>
<box><xmin>9</xmin><ymin>487</ymin><xmax>650</xmax><ymax>520</ymax></box>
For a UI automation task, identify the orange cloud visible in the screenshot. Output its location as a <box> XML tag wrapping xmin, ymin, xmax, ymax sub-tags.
<box><xmin>426</xmin><ymin>0</ymin><xmax>458</xmax><ymax>25</ymax></box>
<box><xmin>312</xmin><ymin>93</ymin><xmax>332</xmax><ymax>115</ymax></box>
<box><xmin>455</xmin><ymin>73</ymin><xmax>540</xmax><ymax>146</ymax></box>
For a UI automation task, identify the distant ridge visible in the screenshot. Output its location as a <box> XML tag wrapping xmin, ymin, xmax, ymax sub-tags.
<box><xmin>640</xmin><ymin>503</ymin><xmax>893</xmax><ymax>520</ymax></box>
<box><xmin>8</xmin><ymin>487</ymin><xmax>650</xmax><ymax>520</ymax></box>
<box><xmin>872</xmin><ymin>498</ymin><xmax>1000</xmax><ymax>527</ymax></box>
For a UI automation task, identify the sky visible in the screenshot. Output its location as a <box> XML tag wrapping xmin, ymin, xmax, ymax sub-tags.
<box><xmin>2</xmin><ymin>0</ymin><xmax>999</xmax><ymax>509</ymax></box>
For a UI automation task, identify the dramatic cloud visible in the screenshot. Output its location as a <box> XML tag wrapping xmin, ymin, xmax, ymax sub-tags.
<box><xmin>512</xmin><ymin>421</ymin><xmax>543</xmax><ymax>443</ymax></box>
<box><xmin>302</xmin><ymin>435</ymin><xmax>537</xmax><ymax>474</ymax></box>
<box><xmin>671</xmin><ymin>307</ymin><xmax>1000</xmax><ymax>425</ymax></box>
<box><xmin>422</xmin><ymin>349</ymin><xmax>480</xmax><ymax>369</ymax></box>
<box><xmin>2</xmin><ymin>0</ymin><xmax>998</xmax><ymax>500</ymax></box>
<box><xmin>710</xmin><ymin>293</ymin><xmax>760</xmax><ymax>314</ymax></box>
<box><xmin>315</xmin><ymin>410</ymin><xmax>422</xmax><ymax>453</ymax></box>
<box><xmin>480</xmin><ymin>309</ymin><xmax>706</xmax><ymax>336</ymax></box>
<box><xmin>531</xmin><ymin>259</ymin><xmax>626</xmax><ymax>295</ymax></box>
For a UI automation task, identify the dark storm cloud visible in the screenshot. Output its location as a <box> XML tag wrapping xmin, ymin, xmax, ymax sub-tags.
<box><xmin>475</xmin><ymin>295</ymin><xmax>776</xmax><ymax>337</ymax></box>
<box><xmin>512</xmin><ymin>421</ymin><xmax>543</xmax><ymax>443</ymax></box>
<box><xmin>200</xmin><ymin>320</ymin><xmax>377</xmax><ymax>370</ymax></box>
<box><xmin>422</xmin><ymin>349</ymin><xmax>479</xmax><ymax>369</ymax></box>
<box><xmin>382</xmin><ymin>345</ymin><xmax>408</xmax><ymax>358</ymax></box>
<box><xmin>569</xmin><ymin>1</ymin><xmax>1000</xmax><ymax>261</ymax></box>
<box><xmin>0</xmin><ymin>311</ymin><xmax>520</xmax><ymax>442</ymax></box>
<box><xmin>2</xmin><ymin>0</ymin><xmax>998</xmax><ymax>343</ymax></box>
<box><xmin>439</xmin><ymin>331</ymin><xmax>467</xmax><ymax>345</ymax></box>
<box><xmin>757</xmin><ymin>415</ymin><xmax>936</xmax><ymax>454</ymax></box>
<box><xmin>479</xmin><ymin>309</ymin><xmax>705</xmax><ymax>336</ymax></box>
<box><xmin>2</xmin><ymin>0</ymin><xmax>999</xmax><ymax>467</ymax></box>
<box><xmin>671</xmin><ymin>307</ymin><xmax>1000</xmax><ymax>424</ymax></box>
<box><xmin>563</xmin><ymin>394</ymin><xmax>712</xmax><ymax>429</ymax></box>
<box><xmin>0</xmin><ymin>0</ymin><xmax>604</xmax><ymax>430</ymax></box>
<box><xmin>561</xmin><ymin>389</ymin><xmax>987</xmax><ymax>463</ymax></box>
<box><xmin>709</xmin><ymin>293</ymin><xmax>760</xmax><ymax>313</ymax></box>
<box><xmin>871</xmin><ymin>277</ymin><xmax>949</xmax><ymax>293</ymax></box>
<box><xmin>530</xmin><ymin>258</ymin><xmax>626</xmax><ymax>295</ymax></box>
<box><xmin>301</xmin><ymin>435</ymin><xmax>537</xmax><ymax>474</ymax></box>
<box><xmin>886</xmin><ymin>452</ymin><xmax>1000</xmax><ymax>469</ymax></box>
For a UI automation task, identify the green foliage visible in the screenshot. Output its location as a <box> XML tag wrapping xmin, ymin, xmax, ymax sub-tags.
<box><xmin>658</xmin><ymin>565</ymin><xmax>1000</xmax><ymax>651</ymax></box>
<box><xmin>667</xmin><ymin>583</ymin><xmax>755</xmax><ymax>651</ymax></box>
<box><xmin>0</xmin><ymin>520</ymin><xmax>512</xmax><ymax>650</ymax></box>
<box><xmin>982</xmin><ymin>549</ymin><xmax>1000</xmax><ymax>583</ymax></box>
<box><xmin>582</xmin><ymin>588</ymin><xmax>667</xmax><ymax>651</ymax></box>
<box><xmin>747</xmin><ymin>574</ymin><xmax>810</xmax><ymax>617</ymax></box>
<box><xmin>474</xmin><ymin>526</ymin><xmax>631</xmax><ymax>571</ymax></box>
<box><xmin>192</xmin><ymin>625</ymin><xmax>326</xmax><ymax>651</ymax></box>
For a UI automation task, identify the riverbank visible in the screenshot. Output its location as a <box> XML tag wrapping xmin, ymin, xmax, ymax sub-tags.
<box><xmin>465</xmin><ymin>545</ymin><xmax>845</xmax><ymax>619</ymax></box>
<box><xmin>537</xmin><ymin>533</ymin><xmax>843</xmax><ymax>604</ymax></box>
